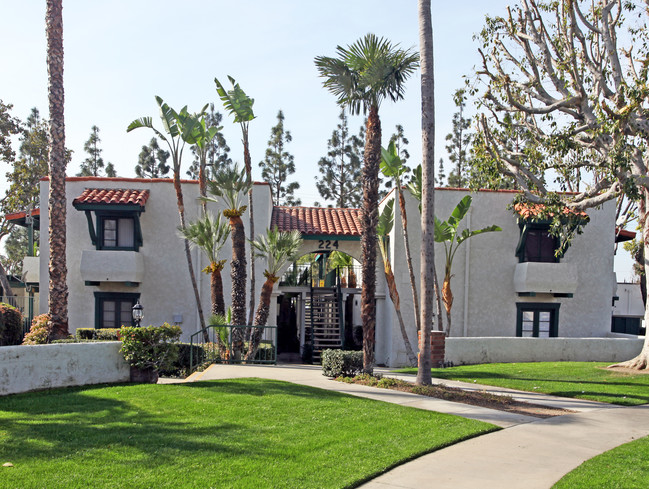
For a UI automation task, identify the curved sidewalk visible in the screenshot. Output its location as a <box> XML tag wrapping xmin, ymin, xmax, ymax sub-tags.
<box><xmin>188</xmin><ymin>364</ymin><xmax>649</xmax><ymax>489</ymax></box>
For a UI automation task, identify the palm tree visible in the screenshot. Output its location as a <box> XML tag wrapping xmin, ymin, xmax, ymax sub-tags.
<box><xmin>205</xmin><ymin>165</ymin><xmax>252</xmax><ymax>359</ymax></box>
<box><xmin>435</xmin><ymin>196</ymin><xmax>501</xmax><ymax>336</ymax></box>
<box><xmin>417</xmin><ymin>0</ymin><xmax>436</xmax><ymax>386</ymax></box>
<box><xmin>127</xmin><ymin>97</ymin><xmax>207</xmax><ymax>332</ymax></box>
<box><xmin>315</xmin><ymin>34</ymin><xmax>419</xmax><ymax>374</ymax></box>
<box><xmin>377</xmin><ymin>200</ymin><xmax>417</xmax><ymax>366</ymax></box>
<box><xmin>46</xmin><ymin>0</ymin><xmax>69</xmax><ymax>339</ymax></box>
<box><xmin>184</xmin><ymin>113</ymin><xmax>221</xmax><ymax>213</ymax></box>
<box><xmin>215</xmin><ymin>77</ymin><xmax>258</xmax><ymax>327</ymax></box>
<box><xmin>178</xmin><ymin>212</ymin><xmax>230</xmax><ymax>318</ymax></box>
<box><xmin>245</xmin><ymin>228</ymin><xmax>302</xmax><ymax>361</ymax></box>
<box><xmin>381</xmin><ymin>141</ymin><xmax>420</xmax><ymax>333</ymax></box>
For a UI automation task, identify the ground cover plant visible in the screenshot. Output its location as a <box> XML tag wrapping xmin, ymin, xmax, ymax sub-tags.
<box><xmin>553</xmin><ymin>435</ymin><xmax>649</xmax><ymax>489</ymax></box>
<box><xmin>396</xmin><ymin>362</ymin><xmax>649</xmax><ymax>406</ymax></box>
<box><xmin>0</xmin><ymin>379</ymin><xmax>496</xmax><ymax>488</ymax></box>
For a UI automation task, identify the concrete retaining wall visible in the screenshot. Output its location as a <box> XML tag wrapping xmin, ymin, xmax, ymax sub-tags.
<box><xmin>0</xmin><ymin>342</ymin><xmax>130</xmax><ymax>396</ymax></box>
<box><xmin>446</xmin><ymin>337</ymin><xmax>645</xmax><ymax>365</ymax></box>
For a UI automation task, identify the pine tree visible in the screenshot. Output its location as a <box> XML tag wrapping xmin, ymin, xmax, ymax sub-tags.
<box><xmin>135</xmin><ymin>137</ymin><xmax>170</xmax><ymax>178</ymax></box>
<box><xmin>386</xmin><ymin>124</ymin><xmax>411</xmax><ymax>189</ymax></box>
<box><xmin>259</xmin><ymin>110</ymin><xmax>300</xmax><ymax>206</ymax></box>
<box><xmin>315</xmin><ymin>109</ymin><xmax>363</xmax><ymax>208</ymax></box>
<box><xmin>77</xmin><ymin>125</ymin><xmax>115</xmax><ymax>177</ymax></box>
<box><xmin>186</xmin><ymin>103</ymin><xmax>232</xmax><ymax>179</ymax></box>
<box><xmin>445</xmin><ymin>88</ymin><xmax>472</xmax><ymax>188</ymax></box>
<box><xmin>436</xmin><ymin>158</ymin><xmax>446</xmax><ymax>186</ymax></box>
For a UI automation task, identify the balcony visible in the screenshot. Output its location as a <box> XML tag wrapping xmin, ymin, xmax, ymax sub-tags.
<box><xmin>22</xmin><ymin>256</ymin><xmax>40</xmax><ymax>284</ymax></box>
<box><xmin>513</xmin><ymin>262</ymin><xmax>578</xmax><ymax>295</ymax></box>
<box><xmin>80</xmin><ymin>250</ymin><xmax>144</xmax><ymax>284</ymax></box>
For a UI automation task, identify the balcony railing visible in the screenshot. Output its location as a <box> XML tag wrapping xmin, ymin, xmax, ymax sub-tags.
<box><xmin>279</xmin><ymin>263</ymin><xmax>362</xmax><ymax>288</ymax></box>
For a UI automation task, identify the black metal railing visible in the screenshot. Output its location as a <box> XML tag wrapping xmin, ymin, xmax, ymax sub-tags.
<box><xmin>189</xmin><ymin>324</ymin><xmax>277</xmax><ymax>372</ymax></box>
<box><xmin>279</xmin><ymin>263</ymin><xmax>362</xmax><ymax>289</ymax></box>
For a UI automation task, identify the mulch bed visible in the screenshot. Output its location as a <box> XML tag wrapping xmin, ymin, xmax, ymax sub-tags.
<box><xmin>335</xmin><ymin>375</ymin><xmax>576</xmax><ymax>418</ymax></box>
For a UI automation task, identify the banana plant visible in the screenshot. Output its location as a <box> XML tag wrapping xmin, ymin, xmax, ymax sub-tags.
<box><xmin>377</xmin><ymin>200</ymin><xmax>417</xmax><ymax>366</ymax></box>
<box><xmin>215</xmin><ymin>76</ymin><xmax>258</xmax><ymax>326</ymax></box>
<box><xmin>435</xmin><ymin>195</ymin><xmax>501</xmax><ymax>336</ymax></box>
<box><xmin>381</xmin><ymin>141</ymin><xmax>420</xmax><ymax>332</ymax></box>
<box><xmin>183</xmin><ymin>113</ymin><xmax>222</xmax><ymax>212</ymax></box>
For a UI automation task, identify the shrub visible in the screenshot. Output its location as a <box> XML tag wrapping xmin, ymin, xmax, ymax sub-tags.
<box><xmin>22</xmin><ymin>314</ymin><xmax>51</xmax><ymax>345</ymax></box>
<box><xmin>76</xmin><ymin>328</ymin><xmax>121</xmax><ymax>341</ymax></box>
<box><xmin>321</xmin><ymin>349</ymin><xmax>364</xmax><ymax>378</ymax></box>
<box><xmin>119</xmin><ymin>323</ymin><xmax>182</xmax><ymax>372</ymax></box>
<box><xmin>158</xmin><ymin>343</ymin><xmax>205</xmax><ymax>377</ymax></box>
<box><xmin>0</xmin><ymin>302</ymin><xmax>24</xmax><ymax>346</ymax></box>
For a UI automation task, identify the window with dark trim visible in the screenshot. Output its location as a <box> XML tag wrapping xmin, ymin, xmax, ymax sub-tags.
<box><xmin>98</xmin><ymin>215</ymin><xmax>136</xmax><ymax>250</ymax></box>
<box><xmin>94</xmin><ymin>292</ymin><xmax>140</xmax><ymax>329</ymax></box>
<box><xmin>516</xmin><ymin>222</ymin><xmax>560</xmax><ymax>263</ymax></box>
<box><xmin>516</xmin><ymin>303</ymin><xmax>560</xmax><ymax>337</ymax></box>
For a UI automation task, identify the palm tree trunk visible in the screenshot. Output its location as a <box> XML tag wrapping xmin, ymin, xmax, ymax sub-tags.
<box><xmin>210</xmin><ymin>266</ymin><xmax>225</xmax><ymax>317</ymax></box>
<box><xmin>243</xmin><ymin>140</ymin><xmax>256</xmax><ymax>327</ymax></box>
<box><xmin>46</xmin><ymin>0</ymin><xmax>69</xmax><ymax>340</ymax></box>
<box><xmin>434</xmin><ymin>265</ymin><xmax>444</xmax><ymax>332</ymax></box>
<box><xmin>173</xmin><ymin>177</ymin><xmax>207</xmax><ymax>335</ymax></box>
<box><xmin>244</xmin><ymin>275</ymin><xmax>277</xmax><ymax>361</ymax></box>
<box><xmin>228</xmin><ymin>214</ymin><xmax>247</xmax><ymax>359</ymax></box>
<box><xmin>383</xmin><ymin>264</ymin><xmax>417</xmax><ymax>366</ymax></box>
<box><xmin>442</xmin><ymin>270</ymin><xmax>453</xmax><ymax>337</ymax></box>
<box><xmin>417</xmin><ymin>0</ymin><xmax>436</xmax><ymax>386</ymax></box>
<box><xmin>199</xmin><ymin>162</ymin><xmax>207</xmax><ymax>214</ymax></box>
<box><xmin>360</xmin><ymin>105</ymin><xmax>381</xmax><ymax>374</ymax></box>
<box><xmin>397</xmin><ymin>186</ymin><xmax>421</xmax><ymax>332</ymax></box>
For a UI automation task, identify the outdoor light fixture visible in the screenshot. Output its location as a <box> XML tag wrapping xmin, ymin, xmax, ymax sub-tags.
<box><xmin>132</xmin><ymin>300</ymin><xmax>144</xmax><ymax>327</ymax></box>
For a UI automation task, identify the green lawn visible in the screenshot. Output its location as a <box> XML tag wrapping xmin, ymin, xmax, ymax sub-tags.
<box><xmin>0</xmin><ymin>378</ymin><xmax>496</xmax><ymax>489</ymax></box>
<box><xmin>396</xmin><ymin>362</ymin><xmax>649</xmax><ymax>405</ymax></box>
<box><xmin>553</xmin><ymin>435</ymin><xmax>649</xmax><ymax>488</ymax></box>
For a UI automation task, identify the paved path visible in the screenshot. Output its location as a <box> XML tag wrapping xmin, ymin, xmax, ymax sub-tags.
<box><xmin>183</xmin><ymin>364</ymin><xmax>649</xmax><ymax>489</ymax></box>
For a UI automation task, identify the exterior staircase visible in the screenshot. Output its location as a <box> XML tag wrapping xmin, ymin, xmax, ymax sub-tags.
<box><xmin>308</xmin><ymin>287</ymin><xmax>342</xmax><ymax>362</ymax></box>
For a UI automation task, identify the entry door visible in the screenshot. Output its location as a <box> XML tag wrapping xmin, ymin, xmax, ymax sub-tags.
<box><xmin>516</xmin><ymin>303</ymin><xmax>559</xmax><ymax>337</ymax></box>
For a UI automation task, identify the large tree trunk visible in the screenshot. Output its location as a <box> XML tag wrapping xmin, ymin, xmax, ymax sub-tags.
<box><xmin>360</xmin><ymin>106</ymin><xmax>381</xmax><ymax>374</ymax></box>
<box><xmin>244</xmin><ymin>275</ymin><xmax>277</xmax><ymax>361</ymax></box>
<box><xmin>210</xmin><ymin>263</ymin><xmax>225</xmax><ymax>317</ymax></box>
<box><xmin>243</xmin><ymin>139</ymin><xmax>256</xmax><ymax>327</ymax></box>
<box><xmin>46</xmin><ymin>0</ymin><xmax>69</xmax><ymax>340</ymax></box>
<box><xmin>383</xmin><ymin>264</ymin><xmax>417</xmax><ymax>367</ymax></box>
<box><xmin>416</xmin><ymin>0</ymin><xmax>435</xmax><ymax>386</ymax></box>
<box><xmin>397</xmin><ymin>186</ymin><xmax>421</xmax><ymax>332</ymax></box>
<box><xmin>228</xmin><ymin>213</ymin><xmax>247</xmax><ymax>359</ymax></box>
<box><xmin>173</xmin><ymin>177</ymin><xmax>207</xmax><ymax>337</ymax></box>
<box><xmin>610</xmin><ymin>190</ymin><xmax>649</xmax><ymax>370</ymax></box>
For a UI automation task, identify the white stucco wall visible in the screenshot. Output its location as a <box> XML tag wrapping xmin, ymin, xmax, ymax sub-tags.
<box><xmin>445</xmin><ymin>337</ymin><xmax>644</xmax><ymax>364</ymax></box>
<box><xmin>40</xmin><ymin>178</ymin><xmax>272</xmax><ymax>343</ymax></box>
<box><xmin>0</xmin><ymin>342</ymin><xmax>130</xmax><ymax>395</ymax></box>
<box><xmin>381</xmin><ymin>188</ymin><xmax>617</xmax><ymax>367</ymax></box>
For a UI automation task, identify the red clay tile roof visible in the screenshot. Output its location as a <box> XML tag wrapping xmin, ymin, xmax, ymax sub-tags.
<box><xmin>513</xmin><ymin>202</ymin><xmax>588</xmax><ymax>220</ymax></box>
<box><xmin>271</xmin><ymin>206</ymin><xmax>362</xmax><ymax>236</ymax></box>
<box><xmin>615</xmin><ymin>228</ymin><xmax>636</xmax><ymax>243</ymax></box>
<box><xmin>5</xmin><ymin>208</ymin><xmax>40</xmax><ymax>221</ymax></box>
<box><xmin>73</xmin><ymin>188</ymin><xmax>150</xmax><ymax>207</ymax></box>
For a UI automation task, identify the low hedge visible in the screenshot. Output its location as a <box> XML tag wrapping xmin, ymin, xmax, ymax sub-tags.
<box><xmin>321</xmin><ymin>349</ymin><xmax>364</xmax><ymax>378</ymax></box>
<box><xmin>0</xmin><ymin>302</ymin><xmax>23</xmax><ymax>346</ymax></box>
<box><xmin>75</xmin><ymin>328</ymin><xmax>121</xmax><ymax>341</ymax></box>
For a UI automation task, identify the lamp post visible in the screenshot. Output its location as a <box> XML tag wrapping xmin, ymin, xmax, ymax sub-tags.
<box><xmin>132</xmin><ymin>300</ymin><xmax>144</xmax><ymax>328</ymax></box>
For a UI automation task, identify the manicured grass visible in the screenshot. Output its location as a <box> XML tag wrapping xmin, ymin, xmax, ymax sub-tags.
<box><xmin>0</xmin><ymin>379</ymin><xmax>496</xmax><ymax>489</ymax></box>
<box><xmin>396</xmin><ymin>362</ymin><xmax>649</xmax><ymax>405</ymax></box>
<box><xmin>553</xmin><ymin>435</ymin><xmax>649</xmax><ymax>488</ymax></box>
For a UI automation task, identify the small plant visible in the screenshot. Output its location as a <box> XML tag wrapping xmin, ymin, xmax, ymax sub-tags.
<box><xmin>321</xmin><ymin>349</ymin><xmax>364</xmax><ymax>377</ymax></box>
<box><xmin>0</xmin><ymin>302</ymin><xmax>23</xmax><ymax>346</ymax></box>
<box><xmin>22</xmin><ymin>314</ymin><xmax>51</xmax><ymax>345</ymax></box>
<box><xmin>76</xmin><ymin>328</ymin><xmax>121</xmax><ymax>341</ymax></box>
<box><xmin>119</xmin><ymin>323</ymin><xmax>182</xmax><ymax>372</ymax></box>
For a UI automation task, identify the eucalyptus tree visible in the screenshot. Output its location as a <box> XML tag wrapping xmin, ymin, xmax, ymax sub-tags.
<box><xmin>315</xmin><ymin>33</ymin><xmax>419</xmax><ymax>373</ymax></box>
<box><xmin>127</xmin><ymin>97</ymin><xmax>207</xmax><ymax>331</ymax></box>
<box><xmin>245</xmin><ymin>228</ymin><xmax>302</xmax><ymax>361</ymax></box>
<box><xmin>381</xmin><ymin>141</ymin><xmax>420</xmax><ymax>333</ymax></box>
<box><xmin>215</xmin><ymin>76</ymin><xmax>257</xmax><ymax>326</ymax></box>
<box><xmin>377</xmin><ymin>200</ymin><xmax>417</xmax><ymax>366</ymax></box>
<box><xmin>46</xmin><ymin>0</ymin><xmax>69</xmax><ymax>339</ymax></box>
<box><xmin>473</xmin><ymin>0</ymin><xmax>649</xmax><ymax>370</ymax></box>
<box><xmin>417</xmin><ymin>0</ymin><xmax>436</xmax><ymax>385</ymax></box>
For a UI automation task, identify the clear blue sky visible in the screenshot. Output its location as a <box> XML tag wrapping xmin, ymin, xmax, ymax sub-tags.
<box><xmin>0</xmin><ymin>0</ymin><xmax>634</xmax><ymax>279</ymax></box>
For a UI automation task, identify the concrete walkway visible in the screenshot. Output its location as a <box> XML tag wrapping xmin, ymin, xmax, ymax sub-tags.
<box><xmin>184</xmin><ymin>364</ymin><xmax>649</xmax><ymax>488</ymax></box>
